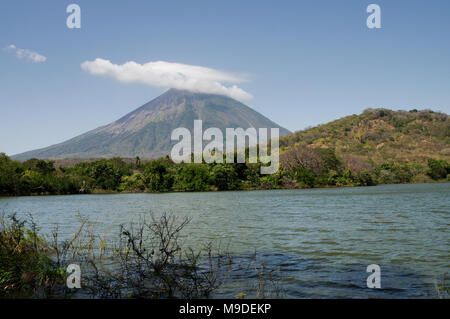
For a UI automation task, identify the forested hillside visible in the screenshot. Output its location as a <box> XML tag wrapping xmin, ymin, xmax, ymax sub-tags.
<box><xmin>281</xmin><ymin>108</ymin><xmax>449</xmax><ymax>165</ymax></box>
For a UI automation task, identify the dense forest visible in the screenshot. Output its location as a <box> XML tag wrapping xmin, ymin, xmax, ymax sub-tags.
<box><xmin>1</xmin><ymin>108</ymin><xmax>449</xmax><ymax>196</ymax></box>
<box><xmin>0</xmin><ymin>151</ymin><xmax>448</xmax><ymax>196</ymax></box>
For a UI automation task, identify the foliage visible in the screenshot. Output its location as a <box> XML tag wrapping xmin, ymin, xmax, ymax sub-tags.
<box><xmin>427</xmin><ymin>158</ymin><xmax>450</xmax><ymax>180</ymax></box>
<box><xmin>142</xmin><ymin>159</ymin><xmax>173</xmax><ymax>192</ymax></box>
<box><xmin>69</xmin><ymin>158</ymin><xmax>131</xmax><ymax>190</ymax></box>
<box><xmin>280</xmin><ymin>108</ymin><xmax>450</xmax><ymax>168</ymax></box>
<box><xmin>375</xmin><ymin>163</ymin><xmax>415</xmax><ymax>184</ymax></box>
<box><xmin>0</xmin><ymin>153</ymin><xmax>23</xmax><ymax>195</ymax></box>
<box><xmin>173</xmin><ymin>164</ymin><xmax>210</xmax><ymax>192</ymax></box>
<box><xmin>290</xmin><ymin>166</ymin><xmax>316</xmax><ymax>188</ymax></box>
<box><xmin>1</xmin><ymin>107</ymin><xmax>449</xmax><ymax>196</ymax></box>
<box><xmin>1</xmin><ymin>150</ymin><xmax>450</xmax><ymax>196</ymax></box>
<box><xmin>0</xmin><ymin>214</ymin><xmax>65</xmax><ymax>297</ymax></box>
<box><xmin>118</xmin><ymin>173</ymin><xmax>146</xmax><ymax>192</ymax></box>
<box><xmin>210</xmin><ymin>164</ymin><xmax>241</xmax><ymax>191</ymax></box>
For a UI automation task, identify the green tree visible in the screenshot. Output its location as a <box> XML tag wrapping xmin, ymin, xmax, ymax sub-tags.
<box><xmin>119</xmin><ymin>173</ymin><xmax>146</xmax><ymax>192</ymax></box>
<box><xmin>291</xmin><ymin>166</ymin><xmax>316</xmax><ymax>188</ymax></box>
<box><xmin>72</xmin><ymin>158</ymin><xmax>131</xmax><ymax>190</ymax></box>
<box><xmin>0</xmin><ymin>153</ymin><xmax>23</xmax><ymax>195</ymax></box>
<box><xmin>427</xmin><ymin>158</ymin><xmax>449</xmax><ymax>180</ymax></box>
<box><xmin>210</xmin><ymin>164</ymin><xmax>240</xmax><ymax>190</ymax></box>
<box><xmin>317</xmin><ymin>148</ymin><xmax>341</xmax><ymax>171</ymax></box>
<box><xmin>23</xmin><ymin>158</ymin><xmax>55</xmax><ymax>175</ymax></box>
<box><xmin>173</xmin><ymin>164</ymin><xmax>210</xmax><ymax>191</ymax></box>
<box><xmin>143</xmin><ymin>159</ymin><xmax>173</xmax><ymax>192</ymax></box>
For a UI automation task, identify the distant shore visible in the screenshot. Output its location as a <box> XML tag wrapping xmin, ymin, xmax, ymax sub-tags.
<box><xmin>1</xmin><ymin>180</ymin><xmax>448</xmax><ymax>198</ymax></box>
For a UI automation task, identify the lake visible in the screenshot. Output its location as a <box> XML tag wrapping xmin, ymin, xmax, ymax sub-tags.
<box><xmin>1</xmin><ymin>183</ymin><xmax>449</xmax><ymax>298</ymax></box>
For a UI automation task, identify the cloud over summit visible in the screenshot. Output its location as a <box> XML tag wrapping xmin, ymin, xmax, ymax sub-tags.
<box><xmin>81</xmin><ymin>58</ymin><xmax>252</xmax><ymax>101</ymax></box>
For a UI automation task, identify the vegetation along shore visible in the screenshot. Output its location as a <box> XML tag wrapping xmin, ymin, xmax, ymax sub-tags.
<box><xmin>1</xmin><ymin>108</ymin><xmax>449</xmax><ymax>196</ymax></box>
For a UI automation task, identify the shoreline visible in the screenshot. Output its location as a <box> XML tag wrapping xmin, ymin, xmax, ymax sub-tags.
<box><xmin>1</xmin><ymin>180</ymin><xmax>448</xmax><ymax>199</ymax></box>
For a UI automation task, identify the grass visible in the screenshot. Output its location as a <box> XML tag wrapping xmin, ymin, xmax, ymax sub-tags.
<box><xmin>0</xmin><ymin>214</ymin><xmax>66</xmax><ymax>297</ymax></box>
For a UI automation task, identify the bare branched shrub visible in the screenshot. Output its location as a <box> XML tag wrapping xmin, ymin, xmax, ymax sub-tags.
<box><xmin>280</xmin><ymin>145</ymin><xmax>324</xmax><ymax>175</ymax></box>
<box><xmin>50</xmin><ymin>213</ymin><xmax>99</xmax><ymax>267</ymax></box>
<box><xmin>82</xmin><ymin>212</ymin><xmax>233</xmax><ymax>298</ymax></box>
<box><xmin>2</xmin><ymin>212</ymin><xmax>288</xmax><ymax>299</ymax></box>
<box><xmin>232</xmin><ymin>251</ymin><xmax>285</xmax><ymax>299</ymax></box>
<box><xmin>341</xmin><ymin>154</ymin><xmax>372</xmax><ymax>174</ymax></box>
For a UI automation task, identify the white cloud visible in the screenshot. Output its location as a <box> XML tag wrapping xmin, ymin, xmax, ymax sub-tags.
<box><xmin>81</xmin><ymin>58</ymin><xmax>253</xmax><ymax>101</ymax></box>
<box><xmin>4</xmin><ymin>44</ymin><xmax>47</xmax><ymax>63</ymax></box>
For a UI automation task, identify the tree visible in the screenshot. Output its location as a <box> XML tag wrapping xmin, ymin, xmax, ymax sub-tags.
<box><xmin>143</xmin><ymin>159</ymin><xmax>173</xmax><ymax>192</ymax></box>
<box><xmin>0</xmin><ymin>153</ymin><xmax>23</xmax><ymax>195</ymax></box>
<box><xmin>427</xmin><ymin>158</ymin><xmax>449</xmax><ymax>180</ymax></box>
<box><xmin>291</xmin><ymin>166</ymin><xmax>316</xmax><ymax>188</ymax></box>
<box><xmin>173</xmin><ymin>164</ymin><xmax>210</xmax><ymax>191</ymax></box>
<box><xmin>317</xmin><ymin>148</ymin><xmax>341</xmax><ymax>171</ymax></box>
<box><xmin>280</xmin><ymin>145</ymin><xmax>324</xmax><ymax>175</ymax></box>
<box><xmin>23</xmin><ymin>158</ymin><xmax>55</xmax><ymax>175</ymax></box>
<box><xmin>74</xmin><ymin>158</ymin><xmax>131</xmax><ymax>190</ymax></box>
<box><xmin>210</xmin><ymin>164</ymin><xmax>240</xmax><ymax>191</ymax></box>
<box><xmin>119</xmin><ymin>173</ymin><xmax>146</xmax><ymax>192</ymax></box>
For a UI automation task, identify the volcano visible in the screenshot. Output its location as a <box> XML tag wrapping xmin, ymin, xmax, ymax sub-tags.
<box><xmin>13</xmin><ymin>89</ymin><xmax>290</xmax><ymax>160</ymax></box>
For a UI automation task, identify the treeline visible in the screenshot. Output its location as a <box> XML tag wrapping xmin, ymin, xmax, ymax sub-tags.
<box><xmin>0</xmin><ymin>150</ymin><xmax>449</xmax><ymax>196</ymax></box>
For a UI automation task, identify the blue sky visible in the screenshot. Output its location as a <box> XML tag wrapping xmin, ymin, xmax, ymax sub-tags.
<box><xmin>1</xmin><ymin>0</ymin><xmax>449</xmax><ymax>156</ymax></box>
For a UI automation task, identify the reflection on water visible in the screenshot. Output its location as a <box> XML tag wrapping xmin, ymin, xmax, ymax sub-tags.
<box><xmin>1</xmin><ymin>183</ymin><xmax>449</xmax><ymax>298</ymax></box>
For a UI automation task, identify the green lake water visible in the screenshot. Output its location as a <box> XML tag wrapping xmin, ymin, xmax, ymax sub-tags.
<box><xmin>1</xmin><ymin>183</ymin><xmax>448</xmax><ymax>298</ymax></box>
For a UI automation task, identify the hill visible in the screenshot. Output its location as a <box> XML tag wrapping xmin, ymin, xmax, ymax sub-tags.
<box><xmin>12</xmin><ymin>89</ymin><xmax>290</xmax><ymax>160</ymax></box>
<box><xmin>276</xmin><ymin>108</ymin><xmax>449</xmax><ymax>186</ymax></box>
<box><xmin>280</xmin><ymin>108</ymin><xmax>449</xmax><ymax>166</ymax></box>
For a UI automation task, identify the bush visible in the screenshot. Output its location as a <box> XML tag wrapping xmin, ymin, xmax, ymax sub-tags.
<box><xmin>210</xmin><ymin>164</ymin><xmax>240</xmax><ymax>191</ymax></box>
<box><xmin>427</xmin><ymin>158</ymin><xmax>449</xmax><ymax>180</ymax></box>
<box><xmin>357</xmin><ymin>171</ymin><xmax>377</xmax><ymax>186</ymax></box>
<box><xmin>71</xmin><ymin>158</ymin><xmax>131</xmax><ymax>190</ymax></box>
<box><xmin>0</xmin><ymin>213</ymin><xmax>234</xmax><ymax>299</ymax></box>
<box><xmin>142</xmin><ymin>159</ymin><xmax>173</xmax><ymax>192</ymax></box>
<box><xmin>0</xmin><ymin>153</ymin><xmax>23</xmax><ymax>195</ymax></box>
<box><xmin>86</xmin><ymin>213</ymin><xmax>232</xmax><ymax>298</ymax></box>
<box><xmin>317</xmin><ymin>148</ymin><xmax>341</xmax><ymax>171</ymax></box>
<box><xmin>375</xmin><ymin>163</ymin><xmax>414</xmax><ymax>184</ymax></box>
<box><xmin>0</xmin><ymin>214</ymin><xmax>65</xmax><ymax>297</ymax></box>
<box><xmin>119</xmin><ymin>173</ymin><xmax>146</xmax><ymax>192</ymax></box>
<box><xmin>291</xmin><ymin>166</ymin><xmax>316</xmax><ymax>188</ymax></box>
<box><xmin>242</xmin><ymin>164</ymin><xmax>262</xmax><ymax>188</ymax></box>
<box><xmin>173</xmin><ymin>164</ymin><xmax>210</xmax><ymax>191</ymax></box>
<box><xmin>23</xmin><ymin>159</ymin><xmax>55</xmax><ymax>175</ymax></box>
